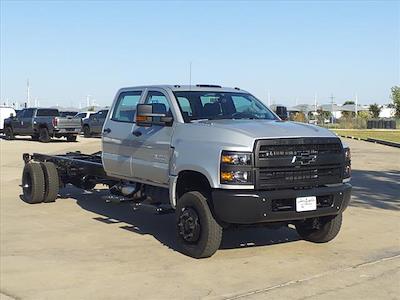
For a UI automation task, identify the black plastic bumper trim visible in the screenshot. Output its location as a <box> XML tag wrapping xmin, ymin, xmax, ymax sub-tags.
<box><xmin>211</xmin><ymin>184</ymin><xmax>352</xmax><ymax>224</ymax></box>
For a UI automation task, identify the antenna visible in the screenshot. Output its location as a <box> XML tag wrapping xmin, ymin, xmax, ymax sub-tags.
<box><xmin>267</xmin><ymin>90</ymin><xmax>271</xmax><ymax>106</ymax></box>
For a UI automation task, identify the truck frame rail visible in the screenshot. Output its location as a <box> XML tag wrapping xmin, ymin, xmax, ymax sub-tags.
<box><xmin>23</xmin><ymin>151</ymin><xmax>116</xmax><ymax>189</ymax></box>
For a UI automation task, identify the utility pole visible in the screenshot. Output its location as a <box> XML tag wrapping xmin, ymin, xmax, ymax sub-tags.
<box><xmin>330</xmin><ymin>93</ymin><xmax>335</xmax><ymax>124</ymax></box>
<box><xmin>355</xmin><ymin>93</ymin><xmax>358</xmax><ymax>117</ymax></box>
<box><xmin>86</xmin><ymin>95</ymin><xmax>91</xmax><ymax>107</ymax></box>
<box><xmin>26</xmin><ymin>79</ymin><xmax>31</xmax><ymax>108</ymax></box>
<box><xmin>314</xmin><ymin>92</ymin><xmax>318</xmax><ymax>123</ymax></box>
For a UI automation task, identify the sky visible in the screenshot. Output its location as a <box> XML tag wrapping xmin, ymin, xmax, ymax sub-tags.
<box><xmin>1</xmin><ymin>0</ymin><xmax>399</xmax><ymax>108</ymax></box>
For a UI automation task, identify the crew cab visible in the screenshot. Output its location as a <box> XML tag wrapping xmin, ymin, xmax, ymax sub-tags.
<box><xmin>4</xmin><ymin>108</ymin><xmax>81</xmax><ymax>142</ymax></box>
<box><xmin>20</xmin><ymin>85</ymin><xmax>351</xmax><ymax>258</ymax></box>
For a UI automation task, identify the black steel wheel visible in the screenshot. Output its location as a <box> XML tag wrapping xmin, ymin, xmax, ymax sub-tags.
<box><xmin>178</xmin><ymin>207</ymin><xmax>201</xmax><ymax>243</ymax></box>
<box><xmin>176</xmin><ymin>191</ymin><xmax>222</xmax><ymax>258</ymax></box>
<box><xmin>22</xmin><ymin>163</ymin><xmax>45</xmax><ymax>204</ymax></box>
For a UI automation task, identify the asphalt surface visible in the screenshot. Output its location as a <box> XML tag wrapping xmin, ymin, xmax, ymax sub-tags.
<box><xmin>0</xmin><ymin>136</ymin><xmax>399</xmax><ymax>300</ymax></box>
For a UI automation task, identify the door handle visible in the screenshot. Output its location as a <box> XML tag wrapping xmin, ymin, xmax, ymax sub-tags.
<box><xmin>132</xmin><ymin>130</ymin><xmax>142</xmax><ymax>137</ymax></box>
<box><xmin>103</xmin><ymin>128</ymin><xmax>111</xmax><ymax>134</ymax></box>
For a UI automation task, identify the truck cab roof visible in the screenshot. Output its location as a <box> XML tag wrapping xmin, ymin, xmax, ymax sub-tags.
<box><xmin>118</xmin><ymin>84</ymin><xmax>249</xmax><ymax>94</ymax></box>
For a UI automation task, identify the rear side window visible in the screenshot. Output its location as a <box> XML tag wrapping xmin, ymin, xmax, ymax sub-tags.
<box><xmin>112</xmin><ymin>91</ymin><xmax>142</xmax><ymax>122</ymax></box>
<box><xmin>36</xmin><ymin>109</ymin><xmax>59</xmax><ymax>117</ymax></box>
<box><xmin>145</xmin><ymin>91</ymin><xmax>171</xmax><ymax>115</ymax></box>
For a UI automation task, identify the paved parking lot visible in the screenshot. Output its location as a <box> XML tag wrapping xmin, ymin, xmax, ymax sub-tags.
<box><xmin>1</xmin><ymin>136</ymin><xmax>399</xmax><ymax>299</ymax></box>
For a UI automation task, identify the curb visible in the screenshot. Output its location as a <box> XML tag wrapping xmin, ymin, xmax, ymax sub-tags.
<box><xmin>338</xmin><ymin>135</ymin><xmax>400</xmax><ymax>148</ymax></box>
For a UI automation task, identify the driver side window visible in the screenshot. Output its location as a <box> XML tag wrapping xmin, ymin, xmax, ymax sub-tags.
<box><xmin>145</xmin><ymin>91</ymin><xmax>171</xmax><ymax>116</ymax></box>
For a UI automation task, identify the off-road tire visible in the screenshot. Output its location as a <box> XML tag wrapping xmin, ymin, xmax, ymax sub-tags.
<box><xmin>296</xmin><ymin>213</ymin><xmax>343</xmax><ymax>243</ymax></box>
<box><xmin>31</xmin><ymin>134</ymin><xmax>39</xmax><ymax>141</ymax></box>
<box><xmin>40</xmin><ymin>162</ymin><xmax>59</xmax><ymax>203</ymax></box>
<box><xmin>176</xmin><ymin>191</ymin><xmax>222</xmax><ymax>258</ymax></box>
<box><xmin>66</xmin><ymin>135</ymin><xmax>77</xmax><ymax>142</ymax></box>
<box><xmin>22</xmin><ymin>163</ymin><xmax>45</xmax><ymax>204</ymax></box>
<box><xmin>83</xmin><ymin>126</ymin><xmax>91</xmax><ymax>138</ymax></box>
<box><xmin>4</xmin><ymin>127</ymin><xmax>14</xmax><ymax>140</ymax></box>
<box><xmin>39</xmin><ymin>127</ymin><xmax>51</xmax><ymax>143</ymax></box>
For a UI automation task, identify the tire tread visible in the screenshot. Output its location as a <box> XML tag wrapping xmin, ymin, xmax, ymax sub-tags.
<box><xmin>41</xmin><ymin>162</ymin><xmax>60</xmax><ymax>203</ymax></box>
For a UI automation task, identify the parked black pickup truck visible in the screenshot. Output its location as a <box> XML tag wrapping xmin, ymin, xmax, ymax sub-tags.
<box><xmin>4</xmin><ymin>108</ymin><xmax>81</xmax><ymax>142</ymax></box>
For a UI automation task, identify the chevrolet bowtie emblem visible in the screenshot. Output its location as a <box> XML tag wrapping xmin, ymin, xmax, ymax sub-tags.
<box><xmin>291</xmin><ymin>152</ymin><xmax>317</xmax><ymax>165</ymax></box>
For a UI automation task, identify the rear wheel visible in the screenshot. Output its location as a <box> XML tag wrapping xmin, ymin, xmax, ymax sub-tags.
<box><xmin>39</xmin><ymin>127</ymin><xmax>50</xmax><ymax>143</ymax></box>
<box><xmin>176</xmin><ymin>191</ymin><xmax>222</xmax><ymax>258</ymax></box>
<box><xmin>40</xmin><ymin>162</ymin><xmax>60</xmax><ymax>203</ymax></box>
<box><xmin>4</xmin><ymin>127</ymin><xmax>14</xmax><ymax>140</ymax></box>
<box><xmin>66</xmin><ymin>135</ymin><xmax>77</xmax><ymax>142</ymax></box>
<box><xmin>22</xmin><ymin>163</ymin><xmax>45</xmax><ymax>204</ymax></box>
<box><xmin>296</xmin><ymin>213</ymin><xmax>343</xmax><ymax>243</ymax></box>
<box><xmin>83</xmin><ymin>126</ymin><xmax>91</xmax><ymax>138</ymax></box>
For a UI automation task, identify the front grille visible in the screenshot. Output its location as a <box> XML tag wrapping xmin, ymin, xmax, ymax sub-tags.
<box><xmin>255</xmin><ymin>138</ymin><xmax>344</xmax><ymax>189</ymax></box>
<box><xmin>258</xmin><ymin>164</ymin><xmax>342</xmax><ymax>188</ymax></box>
<box><xmin>259</xmin><ymin>143</ymin><xmax>341</xmax><ymax>159</ymax></box>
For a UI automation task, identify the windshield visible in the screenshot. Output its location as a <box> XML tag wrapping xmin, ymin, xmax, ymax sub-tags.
<box><xmin>173</xmin><ymin>91</ymin><xmax>277</xmax><ymax>122</ymax></box>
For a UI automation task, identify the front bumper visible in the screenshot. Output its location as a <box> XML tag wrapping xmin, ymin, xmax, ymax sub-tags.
<box><xmin>211</xmin><ymin>183</ymin><xmax>351</xmax><ymax>224</ymax></box>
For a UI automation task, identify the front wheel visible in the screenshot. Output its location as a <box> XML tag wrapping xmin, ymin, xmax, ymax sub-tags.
<box><xmin>176</xmin><ymin>191</ymin><xmax>222</xmax><ymax>258</ymax></box>
<box><xmin>295</xmin><ymin>213</ymin><xmax>343</xmax><ymax>243</ymax></box>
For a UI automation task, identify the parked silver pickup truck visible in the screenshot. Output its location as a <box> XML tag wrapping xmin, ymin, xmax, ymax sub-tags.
<box><xmin>21</xmin><ymin>85</ymin><xmax>351</xmax><ymax>258</ymax></box>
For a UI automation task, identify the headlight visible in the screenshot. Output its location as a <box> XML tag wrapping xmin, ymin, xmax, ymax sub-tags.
<box><xmin>343</xmin><ymin>147</ymin><xmax>351</xmax><ymax>179</ymax></box>
<box><xmin>220</xmin><ymin>151</ymin><xmax>253</xmax><ymax>184</ymax></box>
<box><xmin>221</xmin><ymin>151</ymin><xmax>252</xmax><ymax>165</ymax></box>
<box><xmin>220</xmin><ymin>170</ymin><xmax>252</xmax><ymax>184</ymax></box>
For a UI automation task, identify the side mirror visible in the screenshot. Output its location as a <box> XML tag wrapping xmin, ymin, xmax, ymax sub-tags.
<box><xmin>136</xmin><ymin>104</ymin><xmax>173</xmax><ymax>127</ymax></box>
<box><xmin>275</xmin><ymin>106</ymin><xmax>288</xmax><ymax>121</ymax></box>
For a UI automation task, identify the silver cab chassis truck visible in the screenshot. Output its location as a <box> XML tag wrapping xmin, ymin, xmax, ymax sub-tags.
<box><xmin>21</xmin><ymin>85</ymin><xmax>352</xmax><ymax>258</ymax></box>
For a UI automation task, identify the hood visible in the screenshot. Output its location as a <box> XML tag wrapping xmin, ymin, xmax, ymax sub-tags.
<box><xmin>194</xmin><ymin>119</ymin><xmax>336</xmax><ymax>139</ymax></box>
